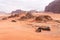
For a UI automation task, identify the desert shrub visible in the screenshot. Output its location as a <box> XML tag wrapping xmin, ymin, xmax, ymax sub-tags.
<box><xmin>11</xmin><ymin>20</ymin><xmax>16</xmax><ymax>22</ymax></box>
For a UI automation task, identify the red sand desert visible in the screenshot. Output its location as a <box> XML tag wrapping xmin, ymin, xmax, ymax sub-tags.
<box><xmin>0</xmin><ymin>12</ymin><xmax>60</xmax><ymax>40</ymax></box>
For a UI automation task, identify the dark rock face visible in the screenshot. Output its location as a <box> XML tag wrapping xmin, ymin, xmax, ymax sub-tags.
<box><xmin>35</xmin><ymin>26</ymin><xmax>50</xmax><ymax>32</ymax></box>
<box><xmin>45</xmin><ymin>0</ymin><xmax>60</xmax><ymax>13</ymax></box>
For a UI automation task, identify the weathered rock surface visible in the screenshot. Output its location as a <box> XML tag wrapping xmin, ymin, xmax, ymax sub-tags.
<box><xmin>45</xmin><ymin>0</ymin><xmax>60</xmax><ymax>13</ymax></box>
<box><xmin>35</xmin><ymin>15</ymin><xmax>53</xmax><ymax>22</ymax></box>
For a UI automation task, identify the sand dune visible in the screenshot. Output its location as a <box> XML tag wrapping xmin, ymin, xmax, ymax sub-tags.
<box><xmin>0</xmin><ymin>12</ymin><xmax>60</xmax><ymax>40</ymax></box>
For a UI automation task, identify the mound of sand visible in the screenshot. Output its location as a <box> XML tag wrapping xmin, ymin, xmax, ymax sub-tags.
<box><xmin>0</xmin><ymin>12</ymin><xmax>60</xmax><ymax>40</ymax></box>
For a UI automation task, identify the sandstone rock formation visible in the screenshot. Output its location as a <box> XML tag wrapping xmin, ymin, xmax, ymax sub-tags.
<box><xmin>18</xmin><ymin>13</ymin><xmax>34</xmax><ymax>21</ymax></box>
<box><xmin>35</xmin><ymin>15</ymin><xmax>53</xmax><ymax>22</ymax></box>
<box><xmin>45</xmin><ymin>0</ymin><xmax>60</xmax><ymax>13</ymax></box>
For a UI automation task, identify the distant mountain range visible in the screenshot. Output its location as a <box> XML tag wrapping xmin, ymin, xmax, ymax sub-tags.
<box><xmin>0</xmin><ymin>11</ymin><xmax>7</xmax><ymax>14</ymax></box>
<box><xmin>11</xmin><ymin>9</ymin><xmax>39</xmax><ymax>14</ymax></box>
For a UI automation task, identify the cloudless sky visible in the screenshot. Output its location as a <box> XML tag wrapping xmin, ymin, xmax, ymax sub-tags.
<box><xmin>0</xmin><ymin>0</ymin><xmax>54</xmax><ymax>13</ymax></box>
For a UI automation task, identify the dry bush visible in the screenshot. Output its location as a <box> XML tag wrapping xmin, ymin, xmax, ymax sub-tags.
<box><xmin>11</xmin><ymin>20</ymin><xmax>16</xmax><ymax>22</ymax></box>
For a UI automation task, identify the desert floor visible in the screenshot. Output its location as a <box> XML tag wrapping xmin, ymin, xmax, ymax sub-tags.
<box><xmin>0</xmin><ymin>13</ymin><xmax>60</xmax><ymax>40</ymax></box>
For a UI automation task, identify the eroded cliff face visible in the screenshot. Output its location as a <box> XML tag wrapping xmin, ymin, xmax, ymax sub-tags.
<box><xmin>45</xmin><ymin>0</ymin><xmax>60</xmax><ymax>13</ymax></box>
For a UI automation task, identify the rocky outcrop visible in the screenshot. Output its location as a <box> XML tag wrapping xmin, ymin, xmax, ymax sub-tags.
<box><xmin>35</xmin><ymin>15</ymin><xmax>53</xmax><ymax>22</ymax></box>
<box><xmin>45</xmin><ymin>0</ymin><xmax>60</xmax><ymax>13</ymax></box>
<box><xmin>18</xmin><ymin>13</ymin><xmax>34</xmax><ymax>21</ymax></box>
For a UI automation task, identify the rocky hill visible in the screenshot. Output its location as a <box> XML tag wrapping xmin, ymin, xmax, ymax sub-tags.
<box><xmin>45</xmin><ymin>0</ymin><xmax>60</xmax><ymax>13</ymax></box>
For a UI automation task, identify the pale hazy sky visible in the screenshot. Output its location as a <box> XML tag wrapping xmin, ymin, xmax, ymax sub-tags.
<box><xmin>0</xmin><ymin>0</ymin><xmax>54</xmax><ymax>13</ymax></box>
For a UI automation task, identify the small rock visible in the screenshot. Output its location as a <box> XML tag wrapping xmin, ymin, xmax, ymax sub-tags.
<box><xmin>11</xmin><ymin>20</ymin><xmax>16</xmax><ymax>22</ymax></box>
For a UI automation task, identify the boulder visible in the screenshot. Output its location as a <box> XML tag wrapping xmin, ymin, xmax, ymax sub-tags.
<box><xmin>35</xmin><ymin>26</ymin><xmax>50</xmax><ymax>32</ymax></box>
<box><xmin>11</xmin><ymin>20</ymin><xmax>16</xmax><ymax>22</ymax></box>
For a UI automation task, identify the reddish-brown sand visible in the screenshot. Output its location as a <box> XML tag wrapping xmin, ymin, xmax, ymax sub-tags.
<box><xmin>0</xmin><ymin>13</ymin><xmax>60</xmax><ymax>40</ymax></box>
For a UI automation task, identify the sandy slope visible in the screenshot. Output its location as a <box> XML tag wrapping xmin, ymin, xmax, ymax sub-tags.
<box><xmin>0</xmin><ymin>13</ymin><xmax>60</xmax><ymax>40</ymax></box>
